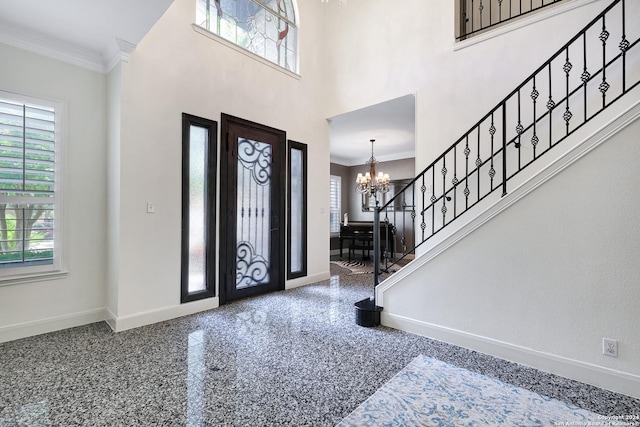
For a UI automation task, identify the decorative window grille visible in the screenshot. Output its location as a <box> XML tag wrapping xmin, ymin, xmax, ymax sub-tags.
<box><xmin>329</xmin><ymin>175</ymin><xmax>341</xmax><ymax>236</ymax></box>
<box><xmin>196</xmin><ymin>0</ymin><xmax>298</xmax><ymax>73</ymax></box>
<box><xmin>0</xmin><ymin>92</ymin><xmax>63</xmax><ymax>279</ymax></box>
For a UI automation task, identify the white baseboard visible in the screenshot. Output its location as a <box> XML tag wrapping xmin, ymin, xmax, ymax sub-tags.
<box><xmin>107</xmin><ymin>297</ymin><xmax>219</xmax><ymax>333</ymax></box>
<box><xmin>382</xmin><ymin>312</ymin><xmax>640</xmax><ymax>400</ymax></box>
<box><xmin>0</xmin><ymin>308</ymin><xmax>107</xmax><ymax>343</ymax></box>
<box><xmin>287</xmin><ymin>271</ymin><xmax>331</xmax><ymax>290</ymax></box>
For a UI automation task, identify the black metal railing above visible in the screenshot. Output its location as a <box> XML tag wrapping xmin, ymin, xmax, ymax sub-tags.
<box><xmin>379</xmin><ymin>0</ymin><xmax>639</xmax><ymax>273</ymax></box>
<box><xmin>457</xmin><ymin>0</ymin><xmax>568</xmax><ymax>41</ymax></box>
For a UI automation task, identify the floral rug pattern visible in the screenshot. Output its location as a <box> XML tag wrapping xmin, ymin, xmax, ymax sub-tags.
<box><xmin>338</xmin><ymin>355</ymin><xmax>602</xmax><ymax>426</ymax></box>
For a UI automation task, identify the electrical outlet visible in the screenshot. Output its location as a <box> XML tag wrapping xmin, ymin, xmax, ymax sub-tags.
<box><xmin>147</xmin><ymin>202</ymin><xmax>155</xmax><ymax>214</ymax></box>
<box><xmin>602</xmin><ymin>338</ymin><xmax>618</xmax><ymax>357</ymax></box>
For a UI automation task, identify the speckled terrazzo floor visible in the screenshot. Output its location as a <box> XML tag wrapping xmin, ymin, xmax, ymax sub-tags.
<box><xmin>1</xmin><ymin>263</ymin><xmax>638</xmax><ymax>426</ymax></box>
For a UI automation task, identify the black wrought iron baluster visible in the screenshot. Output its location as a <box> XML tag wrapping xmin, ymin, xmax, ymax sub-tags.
<box><xmin>430</xmin><ymin>168</ymin><xmax>435</xmax><ymax>235</ymax></box>
<box><xmin>462</xmin><ymin>0</ymin><xmax>468</xmax><ymax>39</ymax></box>
<box><xmin>489</xmin><ymin>0</ymin><xmax>500</xmax><ymax>26</ymax></box>
<box><xmin>501</xmin><ymin>102</ymin><xmax>507</xmax><ymax>196</ymax></box>
<box><xmin>410</xmin><ymin>183</ymin><xmax>416</xmax><ymax>255</ymax></box>
<box><xmin>471</xmin><ymin>0</ymin><xmax>475</xmax><ymax>34</ymax></box>
<box><xmin>582</xmin><ymin>33</ymin><xmax>590</xmax><ymax>122</ymax></box>
<box><xmin>531</xmin><ymin>76</ymin><xmax>539</xmax><ymax>158</ymax></box>
<box><xmin>620</xmin><ymin>0</ymin><xmax>628</xmax><ymax>93</ymax></box>
<box><xmin>399</xmin><ymin>191</ymin><xmax>405</xmax><ymax>260</ymax></box>
<box><xmin>547</xmin><ymin>63</ymin><xmax>554</xmax><ymax>148</ymax></box>
<box><xmin>399</xmin><ymin>210</ymin><xmax>405</xmax><ymax>259</ymax></box>
<box><xmin>464</xmin><ymin>135</ymin><xmax>471</xmax><ymax>207</ymax></box>
<box><xmin>489</xmin><ymin>113</ymin><xmax>496</xmax><ymax>189</ymax></box>
<box><xmin>599</xmin><ymin>15</ymin><xmax>610</xmax><ymax>108</ymax></box>
<box><xmin>515</xmin><ymin>89</ymin><xmax>523</xmax><ymax>171</ymax></box>
<box><xmin>420</xmin><ymin>174</ymin><xmax>427</xmax><ymax>241</ymax></box>
<box><xmin>386</xmin><ymin>207</ymin><xmax>393</xmax><ymax>267</ymax></box>
<box><xmin>489</xmin><ymin>111</ymin><xmax>496</xmax><ymax>191</ymax></box>
<box><xmin>476</xmin><ymin>125</ymin><xmax>482</xmax><ymax>199</ymax></box>
<box><xmin>452</xmin><ymin>145</ymin><xmax>458</xmax><ymax>217</ymax></box>
<box><xmin>385</xmin><ymin>211</ymin><xmax>391</xmax><ymax>269</ymax></box>
<box><xmin>563</xmin><ymin>47</ymin><xmax>573</xmax><ymax>136</ymax></box>
<box><xmin>441</xmin><ymin>157</ymin><xmax>447</xmax><ymax>226</ymax></box>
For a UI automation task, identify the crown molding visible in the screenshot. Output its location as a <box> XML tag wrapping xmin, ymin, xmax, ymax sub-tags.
<box><xmin>0</xmin><ymin>21</ymin><xmax>136</xmax><ymax>74</ymax></box>
<box><xmin>103</xmin><ymin>38</ymin><xmax>137</xmax><ymax>73</ymax></box>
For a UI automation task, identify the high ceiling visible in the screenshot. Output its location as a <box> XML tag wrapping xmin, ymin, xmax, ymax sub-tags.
<box><xmin>329</xmin><ymin>94</ymin><xmax>416</xmax><ymax>167</ymax></box>
<box><xmin>0</xmin><ymin>0</ymin><xmax>415</xmax><ymax>163</ymax></box>
<box><xmin>0</xmin><ymin>0</ymin><xmax>175</xmax><ymax>72</ymax></box>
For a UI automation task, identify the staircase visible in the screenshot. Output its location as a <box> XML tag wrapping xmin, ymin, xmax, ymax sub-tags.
<box><xmin>370</xmin><ymin>0</ymin><xmax>640</xmax><ymax>398</ymax></box>
<box><xmin>377</xmin><ymin>0</ymin><xmax>639</xmax><ymax>274</ymax></box>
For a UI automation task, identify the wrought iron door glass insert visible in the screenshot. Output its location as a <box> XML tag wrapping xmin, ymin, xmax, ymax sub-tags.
<box><xmin>236</xmin><ymin>138</ymin><xmax>272</xmax><ymax>289</ymax></box>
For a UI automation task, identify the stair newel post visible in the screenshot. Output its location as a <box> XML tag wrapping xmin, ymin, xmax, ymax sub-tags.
<box><xmin>373</xmin><ymin>199</ymin><xmax>381</xmax><ymax>290</ymax></box>
<box><xmin>354</xmin><ymin>191</ymin><xmax>383</xmax><ymax>327</ymax></box>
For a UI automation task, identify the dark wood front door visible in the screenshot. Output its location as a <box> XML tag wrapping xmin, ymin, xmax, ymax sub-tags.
<box><xmin>219</xmin><ymin>114</ymin><xmax>286</xmax><ymax>304</ymax></box>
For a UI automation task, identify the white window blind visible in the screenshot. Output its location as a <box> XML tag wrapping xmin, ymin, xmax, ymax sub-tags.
<box><xmin>0</xmin><ymin>92</ymin><xmax>63</xmax><ymax>280</ymax></box>
<box><xmin>329</xmin><ymin>175</ymin><xmax>341</xmax><ymax>236</ymax></box>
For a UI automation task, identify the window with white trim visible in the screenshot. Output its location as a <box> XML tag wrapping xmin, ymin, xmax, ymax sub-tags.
<box><xmin>0</xmin><ymin>92</ymin><xmax>64</xmax><ymax>281</ymax></box>
<box><xmin>195</xmin><ymin>0</ymin><xmax>298</xmax><ymax>73</ymax></box>
<box><xmin>329</xmin><ymin>175</ymin><xmax>341</xmax><ymax>237</ymax></box>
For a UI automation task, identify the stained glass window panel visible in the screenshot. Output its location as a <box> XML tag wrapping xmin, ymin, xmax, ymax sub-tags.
<box><xmin>195</xmin><ymin>0</ymin><xmax>298</xmax><ymax>73</ymax></box>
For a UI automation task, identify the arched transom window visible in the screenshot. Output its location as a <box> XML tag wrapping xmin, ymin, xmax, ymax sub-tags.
<box><xmin>196</xmin><ymin>0</ymin><xmax>298</xmax><ymax>73</ymax></box>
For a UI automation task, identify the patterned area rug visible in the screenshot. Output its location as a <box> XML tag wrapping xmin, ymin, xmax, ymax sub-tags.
<box><xmin>338</xmin><ymin>355</ymin><xmax>602</xmax><ymax>426</ymax></box>
<box><xmin>330</xmin><ymin>259</ymin><xmax>407</xmax><ymax>276</ymax></box>
<box><xmin>330</xmin><ymin>260</ymin><xmax>373</xmax><ymax>275</ymax></box>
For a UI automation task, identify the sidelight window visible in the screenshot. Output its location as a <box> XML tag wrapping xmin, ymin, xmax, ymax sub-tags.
<box><xmin>287</xmin><ymin>140</ymin><xmax>307</xmax><ymax>279</ymax></box>
<box><xmin>329</xmin><ymin>175</ymin><xmax>341</xmax><ymax>237</ymax></box>
<box><xmin>181</xmin><ymin>113</ymin><xmax>217</xmax><ymax>303</ymax></box>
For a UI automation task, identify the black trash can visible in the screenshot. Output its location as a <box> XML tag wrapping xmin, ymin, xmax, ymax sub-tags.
<box><xmin>355</xmin><ymin>297</ymin><xmax>383</xmax><ymax>327</ymax></box>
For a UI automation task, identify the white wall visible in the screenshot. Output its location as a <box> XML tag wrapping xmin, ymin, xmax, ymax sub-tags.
<box><xmin>381</xmin><ymin>109</ymin><xmax>640</xmax><ymax>397</ymax></box>
<box><xmin>107</xmin><ymin>0</ymin><xmax>332</xmax><ymax>329</ymax></box>
<box><xmin>321</xmin><ymin>0</ymin><xmax>640</xmax><ymax>397</ymax></box>
<box><xmin>323</xmin><ymin>0</ymin><xmax>608</xmax><ymax>166</ymax></box>
<box><xmin>0</xmin><ymin>43</ymin><xmax>108</xmax><ymax>342</ymax></box>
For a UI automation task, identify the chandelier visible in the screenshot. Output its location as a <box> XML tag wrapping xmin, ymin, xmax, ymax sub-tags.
<box><xmin>355</xmin><ymin>139</ymin><xmax>390</xmax><ymax>197</ymax></box>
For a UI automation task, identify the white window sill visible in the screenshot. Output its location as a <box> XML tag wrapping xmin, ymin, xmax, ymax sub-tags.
<box><xmin>192</xmin><ymin>24</ymin><xmax>301</xmax><ymax>80</ymax></box>
<box><xmin>0</xmin><ymin>270</ymin><xmax>69</xmax><ymax>287</ymax></box>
